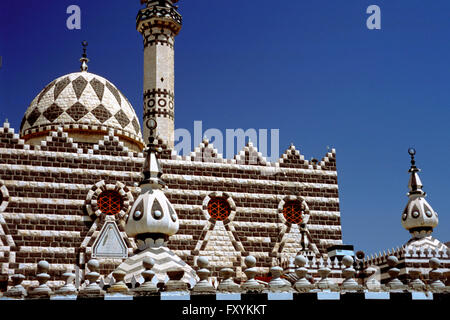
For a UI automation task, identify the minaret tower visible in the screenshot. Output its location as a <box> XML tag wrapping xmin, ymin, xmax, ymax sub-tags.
<box><xmin>137</xmin><ymin>0</ymin><xmax>182</xmax><ymax>149</ymax></box>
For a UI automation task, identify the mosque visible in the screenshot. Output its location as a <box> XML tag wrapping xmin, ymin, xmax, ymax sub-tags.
<box><xmin>0</xmin><ymin>0</ymin><xmax>448</xmax><ymax>293</ymax></box>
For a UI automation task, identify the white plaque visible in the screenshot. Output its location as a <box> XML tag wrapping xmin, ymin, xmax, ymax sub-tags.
<box><xmin>92</xmin><ymin>221</ymin><xmax>128</xmax><ymax>258</ymax></box>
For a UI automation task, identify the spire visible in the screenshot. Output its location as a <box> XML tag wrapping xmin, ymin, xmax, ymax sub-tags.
<box><xmin>125</xmin><ymin>120</ymin><xmax>178</xmax><ymax>241</ymax></box>
<box><xmin>140</xmin><ymin>119</ymin><xmax>165</xmax><ymax>189</ymax></box>
<box><xmin>79</xmin><ymin>41</ymin><xmax>89</xmax><ymax>72</ymax></box>
<box><xmin>401</xmin><ymin>148</ymin><xmax>439</xmax><ymax>238</ymax></box>
<box><xmin>407</xmin><ymin>148</ymin><xmax>425</xmax><ymax>197</ymax></box>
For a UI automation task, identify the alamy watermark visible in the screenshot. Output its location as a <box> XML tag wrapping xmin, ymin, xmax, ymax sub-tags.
<box><xmin>65</xmin><ymin>4</ymin><xmax>381</xmax><ymax>31</ymax></box>
<box><xmin>66</xmin><ymin>5</ymin><xmax>81</xmax><ymax>30</ymax></box>
<box><xmin>174</xmin><ymin>121</ymin><xmax>280</xmax><ymax>163</ymax></box>
<box><xmin>366</xmin><ymin>5</ymin><xmax>381</xmax><ymax>30</ymax></box>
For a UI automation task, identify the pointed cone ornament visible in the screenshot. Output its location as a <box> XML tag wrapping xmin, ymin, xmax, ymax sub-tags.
<box><xmin>401</xmin><ymin>148</ymin><xmax>438</xmax><ymax>238</ymax></box>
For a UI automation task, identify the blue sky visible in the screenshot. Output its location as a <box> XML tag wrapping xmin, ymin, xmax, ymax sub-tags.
<box><xmin>0</xmin><ymin>0</ymin><xmax>449</xmax><ymax>256</ymax></box>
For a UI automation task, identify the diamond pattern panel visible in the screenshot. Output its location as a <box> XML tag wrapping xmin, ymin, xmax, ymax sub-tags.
<box><xmin>106</xmin><ymin>81</ymin><xmax>121</xmax><ymax>106</ymax></box>
<box><xmin>90</xmin><ymin>78</ymin><xmax>105</xmax><ymax>101</ymax></box>
<box><xmin>91</xmin><ymin>104</ymin><xmax>112</xmax><ymax>123</ymax></box>
<box><xmin>114</xmin><ymin>109</ymin><xmax>130</xmax><ymax>128</ymax></box>
<box><xmin>43</xmin><ymin>103</ymin><xmax>64</xmax><ymax>123</ymax></box>
<box><xmin>72</xmin><ymin>76</ymin><xmax>88</xmax><ymax>100</ymax></box>
<box><xmin>27</xmin><ymin>107</ymin><xmax>41</xmax><ymax>127</ymax></box>
<box><xmin>132</xmin><ymin>117</ymin><xmax>140</xmax><ymax>134</ymax></box>
<box><xmin>54</xmin><ymin>77</ymin><xmax>71</xmax><ymax>100</ymax></box>
<box><xmin>66</xmin><ymin>102</ymin><xmax>89</xmax><ymax>122</ymax></box>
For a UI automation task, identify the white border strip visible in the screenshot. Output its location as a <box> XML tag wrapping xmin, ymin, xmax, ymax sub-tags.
<box><xmin>0</xmin><ymin>148</ymin><xmax>144</xmax><ymax>162</ymax></box>
<box><xmin>164</xmin><ymin>174</ymin><xmax>338</xmax><ymax>190</ymax></box>
<box><xmin>1</xmin><ymin>164</ymin><xmax>141</xmax><ymax>179</ymax></box>
<box><xmin>173</xmin><ymin>204</ymin><xmax>340</xmax><ymax>219</ymax></box>
<box><xmin>166</xmin><ymin>189</ymin><xmax>339</xmax><ymax>204</ymax></box>
<box><xmin>160</xmin><ymin>159</ymin><xmax>337</xmax><ymax>175</ymax></box>
<box><xmin>17</xmin><ymin>230</ymin><xmax>80</xmax><ymax>238</ymax></box>
<box><xmin>19</xmin><ymin>246</ymin><xmax>75</xmax><ymax>254</ymax></box>
<box><xmin>1</xmin><ymin>212</ymin><xmax>90</xmax><ymax>222</ymax></box>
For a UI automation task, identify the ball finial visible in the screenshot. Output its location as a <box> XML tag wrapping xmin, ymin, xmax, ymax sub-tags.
<box><xmin>342</xmin><ymin>255</ymin><xmax>354</xmax><ymax>267</ymax></box>
<box><xmin>408</xmin><ymin>148</ymin><xmax>416</xmax><ymax>156</ymax></box>
<box><xmin>245</xmin><ymin>255</ymin><xmax>256</xmax><ymax>268</ymax></box>
<box><xmin>197</xmin><ymin>256</ymin><xmax>209</xmax><ymax>268</ymax></box>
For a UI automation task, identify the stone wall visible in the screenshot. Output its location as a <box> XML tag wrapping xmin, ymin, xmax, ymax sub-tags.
<box><xmin>0</xmin><ymin>122</ymin><xmax>342</xmax><ymax>286</ymax></box>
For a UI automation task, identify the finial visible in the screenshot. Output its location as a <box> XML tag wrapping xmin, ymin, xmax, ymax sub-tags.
<box><xmin>268</xmin><ymin>266</ymin><xmax>291</xmax><ymax>292</ymax></box>
<box><xmin>241</xmin><ymin>255</ymin><xmax>264</xmax><ymax>292</ymax></box>
<box><xmin>80</xmin><ymin>41</ymin><xmax>89</xmax><ymax>72</ymax></box>
<box><xmin>407</xmin><ymin>148</ymin><xmax>424</xmax><ymax>196</ymax></box>
<box><xmin>429</xmin><ymin>258</ymin><xmax>445</xmax><ymax>292</ymax></box>
<box><xmin>55</xmin><ymin>270</ymin><xmax>77</xmax><ymax>296</ymax></box>
<box><xmin>294</xmin><ymin>255</ymin><xmax>312</xmax><ymax>292</ymax></box>
<box><xmin>316</xmin><ymin>266</ymin><xmax>337</xmax><ymax>291</ymax></box>
<box><xmin>79</xmin><ymin>259</ymin><xmax>105</xmax><ymax>297</ymax></box>
<box><xmin>401</xmin><ymin>147</ymin><xmax>438</xmax><ymax>237</ymax></box>
<box><xmin>217</xmin><ymin>268</ymin><xmax>240</xmax><ymax>293</ymax></box>
<box><xmin>30</xmin><ymin>260</ymin><xmax>52</xmax><ymax>298</ymax></box>
<box><xmin>386</xmin><ymin>256</ymin><xmax>405</xmax><ymax>291</ymax></box>
<box><xmin>141</xmin><ymin>120</ymin><xmax>165</xmax><ymax>189</ymax></box>
<box><xmin>192</xmin><ymin>257</ymin><xmax>215</xmax><ymax>293</ymax></box>
<box><xmin>341</xmin><ymin>255</ymin><xmax>360</xmax><ymax>291</ymax></box>
<box><xmin>408</xmin><ymin>147</ymin><xmax>417</xmax><ymax>172</ymax></box>
<box><xmin>134</xmin><ymin>257</ymin><xmax>158</xmax><ymax>295</ymax></box>
<box><xmin>4</xmin><ymin>274</ymin><xmax>27</xmax><ymax>299</ymax></box>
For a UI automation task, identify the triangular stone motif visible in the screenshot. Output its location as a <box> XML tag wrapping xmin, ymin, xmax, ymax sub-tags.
<box><xmin>92</xmin><ymin>221</ymin><xmax>128</xmax><ymax>258</ymax></box>
<box><xmin>201</xmin><ymin>223</ymin><xmax>240</xmax><ymax>270</ymax></box>
<box><xmin>72</xmin><ymin>75</ymin><xmax>88</xmax><ymax>100</ymax></box>
<box><xmin>54</xmin><ymin>77</ymin><xmax>71</xmax><ymax>100</ymax></box>
<box><xmin>66</xmin><ymin>102</ymin><xmax>88</xmax><ymax>122</ymax></box>
<box><xmin>91</xmin><ymin>104</ymin><xmax>112</xmax><ymax>124</ymax></box>
<box><xmin>90</xmin><ymin>78</ymin><xmax>105</xmax><ymax>101</ymax></box>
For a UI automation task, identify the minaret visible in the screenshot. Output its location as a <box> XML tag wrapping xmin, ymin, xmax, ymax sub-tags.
<box><xmin>401</xmin><ymin>148</ymin><xmax>439</xmax><ymax>239</ymax></box>
<box><xmin>137</xmin><ymin>0</ymin><xmax>182</xmax><ymax>149</ymax></box>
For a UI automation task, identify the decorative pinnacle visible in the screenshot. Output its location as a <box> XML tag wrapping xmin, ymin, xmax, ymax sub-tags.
<box><xmin>407</xmin><ymin>148</ymin><xmax>425</xmax><ymax>196</ymax></box>
<box><xmin>80</xmin><ymin>41</ymin><xmax>89</xmax><ymax>72</ymax></box>
<box><xmin>140</xmin><ymin>122</ymin><xmax>165</xmax><ymax>189</ymax></box>
<box><xmin>408</xmin><ymin>147</ymin><xmax>417</xmax><ymax>172</ymax></box>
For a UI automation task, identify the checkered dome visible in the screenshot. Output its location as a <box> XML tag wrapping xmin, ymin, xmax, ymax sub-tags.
<box><xmin>20</xmin><ymin>71</ymin><xmax>143</xmax><ymax>144</ymax></box>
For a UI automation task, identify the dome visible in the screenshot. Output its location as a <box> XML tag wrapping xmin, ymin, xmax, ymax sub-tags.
<box><xmin>401</xmin><ymin>195</ymin><xmax>438</xmax><ymax>238</ymax></box>
<box><xmin>126</xmin><ymin>187</ymin><xmax>179</xmax><ymax>240</ymax></box>
<box><xmin>20</xmin><ymin>71</ymin><xmax>144</xmax><ymax>151</ymax></box>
